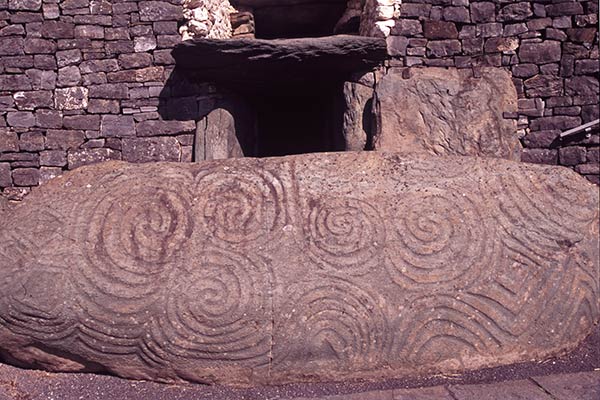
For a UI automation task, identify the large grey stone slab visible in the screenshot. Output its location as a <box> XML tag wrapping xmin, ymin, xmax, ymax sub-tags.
<box><xmin>0</xmin><ymin>152</ymin><xmax>598</xmax><ymax>386</ymax></box>
<box><xmin>171</xmin><ymin>35</ymin><xmax>388</xmax><ymax>84</ymax></box>
<box><xmin>374</xmin><ymin>67</ymin><xmax>521</xmax><ymax>160</ymax></box>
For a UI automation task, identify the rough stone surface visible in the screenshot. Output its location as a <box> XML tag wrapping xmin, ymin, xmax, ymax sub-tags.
<box><xmin>519</xmin><ymin>41</ymin><xmax>562</xmax><ymax>64</ymax></box>
<box><xmin>0</xmin><ymin>152</ymin><xmax>597</xmax><ymax>386</ymax></box>
<box><xmin>10</xmin><ymin>167</ymin><xmax>39</xmax><ymax>186</ymax></box>
<box><xmin>7</xmin><ymin>111</ymin><xmax>36</xmax><ymax>128</ymax></box>
<box><xmin>136</xmin><ymin>120</ymin><xmax>195</xmax><ymax>137</ymax></box>
<box><xmin>122</xmin><ymin>137</ymin><xmax>181</xmax><ymax>162</ymax></box>
<box><xmin>67</xmin><ymin>148</ymin><xmax>120</xmax><ymax>169</ymax></box>
<box><xmin>424</xmin><ymin>21</ymin><xmax>458</xmax><ymax>39</ymax></box>
<box><xmin>100</xmin><ymin>115</ymin><xmax>135</xmax><ymax>137</ymax></box>
<box><xmin>374</xmin><ymin>68</ymin><xmax>521</xmax><ymax>160</ymax></box>
<box><xmin>343</xmin><ymin>77</ymin><xmax>375</xmax><ymax>151</ymax></box>
<box><xmin>172</xmin><ymin>35</ymin><xmax>388</xmax><ymax>84</ymax></box>
<box><xmin>139</xmin><ymin>1</ymin><xmax>182</xmax><ymax>22</ymax></box>
<box><xmin>54</xmin><ymin>87</ymin><xmax>88</xmax><ymax>110</ymax></box>
<box><xmin>195</xmin><ymin>108</ymin><xmax>244</xmax><ymax>161</ymax></box>
<box><xmin>0</xmin><ymin>129</ymin><xmax>20</xmax><ymax>152</ymax></box>
<box><xmin>0</xmin><ymin>163</ymin><xmax>12</xmax><ymax>187</ymax></box>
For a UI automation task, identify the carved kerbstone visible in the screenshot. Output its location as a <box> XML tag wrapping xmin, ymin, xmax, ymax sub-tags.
<box><xmin>0</xmin><ymin>152</ymin><xmax>598</xmax><ymax>386</ymax></box>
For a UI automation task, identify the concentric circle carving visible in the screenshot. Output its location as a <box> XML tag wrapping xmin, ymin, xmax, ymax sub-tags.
<box><xmin>397</xmin><ymin>294</ymin><xmax>502</xmax><ymax>367</ymax></box>
<box><xmin>0</xmin><ymin>268</ymin><xmax>75</xmax><ymax>342</ymax></box>
<box><xmin>305</xmin><ymin>197</ymin><xmax>385</xmax><ymax>275</ymax></box>
<box><xmin>74</xmin><ymin>171</ymin><xmax>195</xmax><ymax>352</ymax></box>
<box><xmin>482</xmin><ymin>168</ymin><xmax>598</xmax><ymax>259</ymax></box>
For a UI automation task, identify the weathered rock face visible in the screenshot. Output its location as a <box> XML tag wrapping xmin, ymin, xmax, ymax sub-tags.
<box><xmin>342</xmin><ymin>73</ymin><xmax>376</xmax><ymax>151</ymax></box>
<box><xmin>374</xmin><ymin>67</ymin><xmax>522</xmax><ymax>160</ymax></box>
<box><xmin>0</xmin><ymin>152</ymin><xmax>598</xmax><ymax>386</ymax></box>
<box><xmin>172</xmin><ymin>35</ymin><xmax>388</xmax><ymax>85</ymax></box>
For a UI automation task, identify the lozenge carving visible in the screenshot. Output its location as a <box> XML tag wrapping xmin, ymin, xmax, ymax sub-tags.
<box><xmin>0</xmin><ymin>152</ymin><xmax>598</xmax><ymax>386</ymax></box>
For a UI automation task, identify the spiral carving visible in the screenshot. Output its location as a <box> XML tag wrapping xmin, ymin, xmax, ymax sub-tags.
<box><xmin>195</xmin><ymin>167</ymin><xmax>288</xmax><ymax>249</ymax></box>
<box><xmin>273</xmin><ymin>279</ymin><xmax>390</xmax><ymax>374</ymax></box>
<box><xmin>386</xmin><ymin>189</ymin><xmax>496</xmax><ymax>289</ymax></box>
<box><xmin>305</xmin><ymin>197</ymin><xmax>385</xmax><ymax>275</ymax></box>
<box><xmin>0</xmin><ymin>155</ymin><xmax>597</xmax><ymax>386</ymax></box>
<box><xmin>84</xmin><ymin>180</ymin><xmax>194</xmax><ymax>276</ymax></box>
<box><xmin>74</xmin><ymin>172</ymin><xmax>194</xmax><ymax>354</ymax></box>
<box><xmin>155</xmin><ymin>249</ymin><xmax>271</xmax><ymax>364</ymax></box>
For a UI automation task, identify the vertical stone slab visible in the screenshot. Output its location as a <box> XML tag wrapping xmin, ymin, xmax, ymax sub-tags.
<box><xmin>342</xmin><ymin>74</ymin><xmax>376</xmax><ymax>151</ymax></box>
<box><xmin>197</xmin><ymin>108</ymin><xmax>242</xmax><ymax>160</ymax></box>
<box><xmin>374</xmin><ymin>67</ymin><xmax>522</xmax><ymax>160</ymax></box>
<box><xmin>195</xmin><ymin>98</ymin><xmax>256</xmax><ymax>161</ymax></box>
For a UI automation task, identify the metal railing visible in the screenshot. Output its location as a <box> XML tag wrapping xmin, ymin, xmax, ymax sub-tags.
<box><xmin>559</xmin><ymin>119</ymin><xmax>600</xmax><ymax>138</ymax></box>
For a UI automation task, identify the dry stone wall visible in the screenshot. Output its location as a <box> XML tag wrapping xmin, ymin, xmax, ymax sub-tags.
<box><xmin>0</xmin><ymin>0</ymin><xmax>598</xmax><ymax>196</ymax></box>
<box><xmin>0</xmin><ymin>0</ymin><xmax>207</xmax><ymax>198</ymax></box>
<box><xmin>386</xmin><ymin>0</ymin><xmax>599</xmax><ymax>184</ymax></box>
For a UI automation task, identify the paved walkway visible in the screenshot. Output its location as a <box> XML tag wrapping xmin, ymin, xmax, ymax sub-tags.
<box><xmin>288</xmin><ymin>371</ymin><xmax>600</xmax><ymax>400</ymax></box>
<box><xmin>0</xmin><ymin>364</ymin><xmax>598</xmax><ymax>400</ymax></box>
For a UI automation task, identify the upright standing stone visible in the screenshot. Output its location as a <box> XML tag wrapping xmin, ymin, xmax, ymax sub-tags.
<box><xmin>195</xmin><ymin>98</ymin><xmax>255</xmax><ymax>160</ymax></box>
<box><xmin>374</xmin><ymin>67</ymin><xmax>521</xmax><ymax>160</ymax></box>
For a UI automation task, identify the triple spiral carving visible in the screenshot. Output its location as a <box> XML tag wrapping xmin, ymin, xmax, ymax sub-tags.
<box><xmin>0</xmin><ymin>157</ymin><xmax>597</xmax><ymax>385</ymax></box>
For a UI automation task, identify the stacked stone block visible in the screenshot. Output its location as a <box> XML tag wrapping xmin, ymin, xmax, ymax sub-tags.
<box><xmin>387</xmin><ymin>0</ymin><xmax>599</xmax><ymax>184</ymax></box>
<box><xmin>0</xmin><ymin>0</ymin><xmax>199</xmax><ymax>195</ymax></box>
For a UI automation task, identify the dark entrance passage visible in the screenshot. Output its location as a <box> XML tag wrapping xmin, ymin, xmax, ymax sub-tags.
<box><xmin>170</xmin><ymin>35</ymin><xmax>388</xmax><ymax>160</ymax></box>
<box><xmin>248</xmin><ymin>83</ymin><xmax>345</xmax><ymax>157</ymax></box>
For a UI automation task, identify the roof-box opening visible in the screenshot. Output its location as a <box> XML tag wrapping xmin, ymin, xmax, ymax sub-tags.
<box><xmin>231</xmin><ymin>0</ymin><xmax>355</xmax><ymax>39</ymax></box>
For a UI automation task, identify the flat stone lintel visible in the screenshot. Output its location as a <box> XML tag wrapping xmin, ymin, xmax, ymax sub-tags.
<box><xmin>171</xmin><ymin>35</ymin><xmax>388</xmax><ymax>84</ymax></box>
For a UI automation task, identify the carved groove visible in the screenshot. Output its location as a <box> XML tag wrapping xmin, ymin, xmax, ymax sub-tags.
<box><xmin>273</xmin><ymin>279</ymin><xmax>390</xmax><ymax>373</ymax></box>
<box><xmin>0</xmin><ymin>154</ymin><xmax>597</xmax><ymax>386</ymax></box>
<box><xmin>305</xmin><ymin>197</ymin><xmax>385</xmax><ymax>275</ymax></box>
<box><xmin>386</xmin><ymin>189</ymin><xmax>497</xmax><ymax>289</ymax></box>
<box><xmin>155</xmin><ymin>249</ymin><xmax>271</xmax><ymax>364</ymax></box>
<box><xmin>195</xmin><ymin>166</ymin><xmax>290</xmax><ymax>249</ymax></box>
